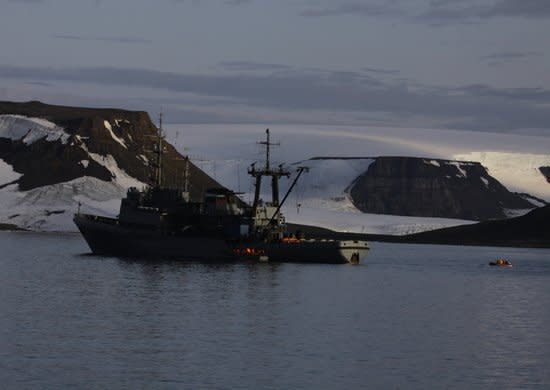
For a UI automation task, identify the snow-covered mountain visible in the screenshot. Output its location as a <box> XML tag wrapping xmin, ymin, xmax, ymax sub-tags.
<box><xmin>0</xmin><ymin>114</ymin><xmax>144</xmax><ymax>230</ymax></box>
<box><xmin>0</xmin><ymin>101</ymin><xmax>221</xmax><ymax>231</ymax></box>
<box><xmin>1</xmin><ymin>101</ymin><xmax>549</xmax><ymax>234</ymax></box>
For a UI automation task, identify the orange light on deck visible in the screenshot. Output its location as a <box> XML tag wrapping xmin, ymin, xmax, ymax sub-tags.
<box><xmin>234</xmin><ymin>247</ymin><xmax>265</xmax><ymax>256</ymax></box>
<box><xmin>282</xmin><ymin>237</ymin><xmax>300</xmax><ymax>243</ymax></box>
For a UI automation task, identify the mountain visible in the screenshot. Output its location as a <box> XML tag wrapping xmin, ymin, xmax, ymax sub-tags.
<box><xmin>0</xmin><ymin>100</ymin><xmax>222</xmax><ymax>230</ymax></box>
<box><xmin>0</xmin><ymin>100</ymin><xmax>220</xmax><ymax>195</ymax></box>
<box><xmin>541</xmin><ymin>167</ymin><xmax>550</xmax><ymax>184</ymax></box>
<box><xmin>347</xmin><ymin>156</ymin><xmax>535</xmax><ymax>220</ymax></box>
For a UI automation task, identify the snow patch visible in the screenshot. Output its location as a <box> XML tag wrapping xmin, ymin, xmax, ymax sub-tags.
<box><xmin>0</xmin><ymin>115</ymin><xmax>70</xmax><ymax>145</ymax></box>
<box><xmin>521</xmin><ymin>197</ymin><xmax>546</xmax><ymax>208</ymax></box>
<box><xmin>104</xmin><ymin>120</ymin><xmax>127</xmax><ymax>149</ymax></box>
<box><xmin>446</xmin><ymin>161</ymin><xmax>468</xmax><ymax>178</ymax></box>
<box><xmin>282</xmin><ymin>204</ymin><xmax>475</xmax><ymax>235</ymax></box>
<box><xmin>425</xmin><ymin>159</ymin><xmax>440</xmax><ymax>167</ymax></box>
<box><xmin>0</xmin><ymin>158</ymin><xmax>22</xmax><ymax>185</ymax></box>
<box><xmin>454</xmin><ymin>152</ymin><xmax>550</xmax><ymax>201</ymax></box>
<box><xmin>88</xmin><ymin>153</ymin><xmax>144</xmax><ymax>189</ymax></box>
<box><xmin>0</xmin><ymin>176</ymin><xmax>128</xmax><ymax>231</ymax></box>
<box><xmin>80</xmin><ymin>160</ymin><xmax>89</xmax><ymax>168</ymax></box>
<box><xmin>480</xmin><ymin>177</ymin><xmax>489</xmax><ymax>187</ymax></box>
<box><xmin>114</xmin><ymin>119</ymin><xmax>130</xmax><ymax>127</ymax></box>
<box><xmin>502</xmin><ymin>208</ymin><xmax>533</xmax><ymax>218</ymax></box>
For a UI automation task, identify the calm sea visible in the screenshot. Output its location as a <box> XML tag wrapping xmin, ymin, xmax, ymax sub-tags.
<box><xmin>1</xmin><ymin>232</ymin><xmax>549</xmax><ymax>389</ymax></box>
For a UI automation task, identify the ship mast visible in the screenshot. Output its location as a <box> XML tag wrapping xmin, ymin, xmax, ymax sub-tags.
<box><xmin>248</xmin><ymin>129</ymin><xmax>290</xmax><ymax>212</ymax></box>
<box><xmin>154</xmin><ymin>113</ymin><xmax>165</xmax><ymax>188</ymax></box>
<box><xmin>183</xmin><ymin>156</ymin><xmax>190</xmax><ymax>193</ymax></box>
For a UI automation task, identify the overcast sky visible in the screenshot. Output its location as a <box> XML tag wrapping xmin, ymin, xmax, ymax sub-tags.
<box><xmin>0</xmin><ymin>0</ymin><xmax>549</xmax><ymax>135</ymax></box>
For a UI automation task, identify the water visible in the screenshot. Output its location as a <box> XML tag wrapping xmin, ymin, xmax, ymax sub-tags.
<box><xmin>1</xmin><ymin>232</ymin><xmax>549</xmax><ymax>389</ymax></box>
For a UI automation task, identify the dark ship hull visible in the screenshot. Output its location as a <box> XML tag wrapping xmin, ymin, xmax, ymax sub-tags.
<box><xmin>74</xmin><ymin>213</ymin><xmax>369</xmax><ymax>264</ymax></box>
<box><xmin>74</xmin><ymin>213</ymin><xmax>235</xmax><ymax>261</ymax></box>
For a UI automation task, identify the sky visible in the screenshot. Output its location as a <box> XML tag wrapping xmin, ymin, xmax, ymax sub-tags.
<box><xmin>0</xmin><ymin>0</ymin><xmax>549</xmax><ymax>135</ymax></box>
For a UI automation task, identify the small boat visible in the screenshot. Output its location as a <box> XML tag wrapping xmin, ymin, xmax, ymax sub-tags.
<box><xmin>489</xmin><ymin>258</ymin><xmax>512</xmax><ymax>267</ymax></box>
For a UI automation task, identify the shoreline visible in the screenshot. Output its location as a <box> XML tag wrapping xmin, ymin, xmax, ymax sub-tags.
<box><xmin>287</xmin><ymin>223</ymin><xmax>550</xmax><ymax>250</ymax></box>
<box><xmin>2</xmin><ymin>222</ymin><xmax>548</xmax><ymax>250</ymax></box>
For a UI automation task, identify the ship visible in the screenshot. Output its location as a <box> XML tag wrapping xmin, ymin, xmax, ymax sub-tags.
<box><xmin>73</xmin><ymin>121</ymin><xmax>369</xmax><ymax>264</ymax></box>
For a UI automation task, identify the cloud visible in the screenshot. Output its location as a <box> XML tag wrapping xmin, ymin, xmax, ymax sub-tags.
<box><xmin>484</xmin><ymin>0</ymin><xmax>550</xmax><ymax>18</ymax></box>
<box><xmin>482</xmin><ymin>51</ymin><xmax>543</xmax><ymax>61</ymax></box>
<box><xmin>24</xmin><ymin>81</ymin><xmax>52</xmax><ymax>87</ymax></box>
<box><xmin>420</xmin><ymin>0</ymin><xmax>550</xmax><ymax>23</ymax></box>
<box><xmin>455</xmin><ymin>84</ymin><xmax>550</xmax><ymax>102</ymax></box>
<box><xmin>480</xmin><ymin>51</ymin><xmax>544</xmax><ymax>66</ymax></box>
<box><xmin>301</xmin><ymin>2</ymin><xmax>404</xmax><ymax>17</ymax></box>
<box><xmin>224</xmin><ymin>0</ymin><xmax>251</xmax><ymax>5</ymax></box>
<box><xmin>362</xmin><ymin>67</ymin><xmax>400</xmax><ymax>75</ymax></box>
<box><xmin>1</xmin><ymin>63</ymin><xmax>549</xmax><ymax>133</ymax></box>
<box><xmin>299</xmin><ymin>0</ymin><xmax>550</xmax><ymax>24</ymax></box>
<box><xmin>53</xmin><ymin>34</ymin><xmax>152</xmax><ymax>45</ymax></box>
<box><xmin>220</xmin><ymin>61</ymin><xmax>293</xmax><ymax>72</ymax></box>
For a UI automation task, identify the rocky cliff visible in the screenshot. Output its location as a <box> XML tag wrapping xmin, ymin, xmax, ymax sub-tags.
<box><xmin>541</xmin><ymin>167</ymin><xmax>550</xmax><ymax>184</ymax></box>
<box><xmin>348</xmin><ymin>156</ymin><xmax>534</xmax><ymax>220</ymax></box>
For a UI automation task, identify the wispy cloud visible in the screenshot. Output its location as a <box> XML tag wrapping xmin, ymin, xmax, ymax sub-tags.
<box><xmin>24</xmin><ymin>81</ymin><xmax>51</xmax><ymax>86</ymax></box>
<box><xmin>301</xmin><ymin>2</ymin><xmax>404</xmax><ymax>17</ymax></box>
<box><xmin>53</xmin><ymin>34</ymin><xmax>152</xmax><ymax>44</ymax></box>
<box><xmin>362</xmin><ymin>67</ymin><xmax>400</xmax><ymax>75</ymax></box>
<box><xmin>6</xmin><ymin>0</ymin><xmax>43</xmax><ymax>3</ymax></box>
<box><xmin>224</xmin><ymin>0</ymin><xmax>251</xmax><ymax>5</ymax></box>
<box><xmin>300</xmin><ymin>0</ymin><xmax>550</xmax><ymax>24</ymax></box>
<box><xmin>220</xmin><ymin>61</ymin><xmax>293</xmax><ymax>72</ymax></box>
<box><xmin>480</xmin><ymin>50</ymin><xmax>544</xmax><ymax>66</ymax></box>
<box><xmin>419</xmin><ymin>0</ymin><xmax>550</xmax><ymax>23</ymax></box>
<box><xmin>482</xmin><ymin>51</ymin><xmax>543</xmax><ymax>61</ymax></box>
<box><xmin>1</xmin><ymin>63</ymin><xmax>549</xmax><ymax>132</ymax></box>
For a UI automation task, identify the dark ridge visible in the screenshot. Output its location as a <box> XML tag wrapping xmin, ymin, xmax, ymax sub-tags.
<box><xmin>404</xmin><ymin>205</ymin><xmax>550</xmax><ymax>248</ymax></box>
<box><xmin>0</xmin><ymin>100</ymin><xmax>148</xmax><ymax>128</ymax></box>
<box><xmin>0</xmin><ymin>223</ymin><xmax>26</xmax><ymax>231</ymax></box>
<box><xmin>540</xmin><ymin>166</ymin><xmax>550</xmax><ymax>184</ymax></box>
